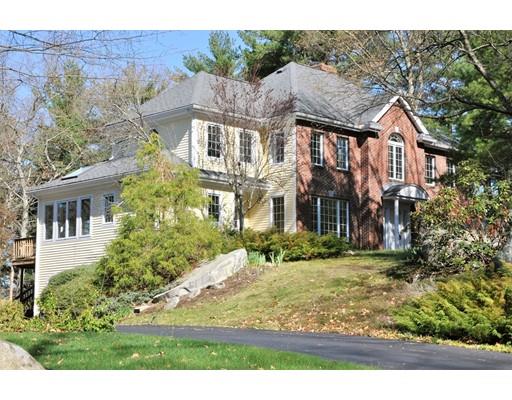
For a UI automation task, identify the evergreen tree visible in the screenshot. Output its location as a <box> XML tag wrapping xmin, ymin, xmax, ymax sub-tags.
<box><xmin>183</xmin><ymin>31</ymin><xmax>241</xmax><ymax>77</ymax></box>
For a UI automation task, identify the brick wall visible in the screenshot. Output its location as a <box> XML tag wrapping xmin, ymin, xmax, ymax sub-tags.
<box><xmin>295</xmin><ymin>104</ymin><xmax>449</xmax><ymax>249</ymax></box>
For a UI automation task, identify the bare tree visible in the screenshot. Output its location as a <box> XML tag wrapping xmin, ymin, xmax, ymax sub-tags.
<box><xmin>210</xmin><ymin>75</ymin><xmax>295</xmax><ymax>231</ymax></box>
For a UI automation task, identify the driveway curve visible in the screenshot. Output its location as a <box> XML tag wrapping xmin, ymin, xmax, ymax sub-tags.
<box><xmin>118</xmin><ymin>325</ymin><xmax>512</xmax><ymax>369</ymax></box>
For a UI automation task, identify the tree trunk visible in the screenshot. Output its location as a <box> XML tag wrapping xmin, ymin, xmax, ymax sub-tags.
<box><xmin>238</xmin><ymin>195</ymin><xmax>244</xmax><ymax>232</ymax></box>
<box><xmin>9</xmin><ymin>266</ymin><xmax>15</xmax><ymax>301</ymax></box>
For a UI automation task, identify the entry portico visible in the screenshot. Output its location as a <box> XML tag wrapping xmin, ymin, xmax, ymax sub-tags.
<box><xmin>382</xmin><ymin>184</ymin><xmax>428</xmax><ymax>250</ymax></box>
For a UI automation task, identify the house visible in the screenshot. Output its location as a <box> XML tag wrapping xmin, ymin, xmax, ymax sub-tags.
<box><xmin>14</xmin><ymin>62</ymin><xmax>453</xmax><ymax>311</ymax></box>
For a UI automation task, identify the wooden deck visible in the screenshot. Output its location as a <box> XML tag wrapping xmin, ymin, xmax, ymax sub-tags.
<box><xmin>12</xmin><ymin>237</ymin><xmax>36</xmax><ymax>267</ymax></box>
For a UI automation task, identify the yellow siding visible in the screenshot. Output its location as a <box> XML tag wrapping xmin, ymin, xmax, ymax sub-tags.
<box><xmin>153</xmin><ymin>116</ymin><xmax>191</xmax><ymax>162</ymax></box>
<box><xmin>246</xmin><ymin>127</ymin><xmax>297</xmax><ymax>232</ymax></box>
<box><xmin>34</xmin><ymin>182</ymin><xmax>121</xmax><ymax>302</ymax></box>
<box><xmin>194</xmin><ymin>117</ymin><xmax>297</xmax><ymax>232</ymax></box>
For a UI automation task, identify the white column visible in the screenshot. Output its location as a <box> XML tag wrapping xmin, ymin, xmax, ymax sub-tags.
<box><xmin>393</xmin><ymin>198</ymin><xmax>400</xmax><ymax>250</ymax></box>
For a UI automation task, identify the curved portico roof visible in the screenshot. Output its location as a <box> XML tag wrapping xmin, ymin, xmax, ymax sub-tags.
<box><xmin>382</xmin><ymin>184</ymin><xmax>429</xmax><ymax>201</ymax></box>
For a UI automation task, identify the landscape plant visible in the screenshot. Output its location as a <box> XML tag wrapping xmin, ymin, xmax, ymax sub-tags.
<box><xmin>96</xmin><ymin>134</ymin><xmax>225</xmax><ymax>295</ymax></box>
<box><xmin>411</xmin><ymin>161</ymin><xmax>512</xmax><ymax>278</ymax></box>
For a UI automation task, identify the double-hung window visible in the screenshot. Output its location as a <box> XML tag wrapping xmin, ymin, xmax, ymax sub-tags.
<box><xmin>207</xmin><ymin>124</ymin><xmax>222</xmax><ymax>158</ymax></box>
<box><xmin>271</xmin><ymin>196</ymin><xmax>285</xmax><ymax>232</ymax></box>
<box><xmin>207</xmin><ymin>193</ymin><xmax>221</xmax><ymax>223</ymax></box>
<box><xmin>311</xmin><ymin>196</ymin><xmax>349</xmax><ymax>239</ymax></box>
<box><xmin>425</xmin><ymin>155</ymin><xmax>436</xmax><ymax>185</ymax></box>
<box><xmin>336</xmin><ymin>136</ymin><xmax>349</xmax><ymax>170</ymax></box>
<box><xmin>239</xmin><ymin>130</ymin><xmax>253</xmax><ymax>163</ymax></box>
<box><xmin>311</xmin><ymin>132</ymin><xmax>324</xmax><ymax>166</ymax></box>
<box><xmin>388</xmin><ymin>134</ymin><xmax>404</xmax><ymax>181</ymax></box>
<box><xmin>103</xmin><ymin>194</ymin><xmax>115</xmax><ymax>223</ymax></box>
<box><xmin>446</xmin><ymin>159</ymin><xmax>456</xmax><ymax>187</ymax></box>
<box><xmin>45</xmin><ymin>196</ymin><xmax>91</xmax><ymax>240</ymax></box>
<box><xmin>270</xmin><ymin>132</ymin><xmax>285</xmax><ymax>164</ymax></box>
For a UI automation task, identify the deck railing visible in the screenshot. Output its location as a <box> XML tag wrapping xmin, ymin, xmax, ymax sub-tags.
<box><xmin>13</xmin><ymin>237</ymin><xmax>36</xmax><ymax>263</ymax></box>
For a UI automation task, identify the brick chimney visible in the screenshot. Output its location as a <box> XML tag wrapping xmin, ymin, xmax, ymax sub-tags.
<box><xmin>310</xmin><ymin>62</ymin><xmax>337</xmax><ymax>74</ymax></box>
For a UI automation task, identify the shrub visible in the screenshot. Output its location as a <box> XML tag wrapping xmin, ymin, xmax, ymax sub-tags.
<box><xmin>38</xmin><ymin>265</ymin><xmax>131</xmax><ymax>332</ymax></box>
<box><xmin>394</xmin><ymin>273</ymin><xmax>512</xmax><ymax>344</ymax></box>
<box><xmin>0</xmin><ymin>300</ymin><xmax>26</xmax><ymax>332</ymax></box>
<box><xmin>411</xmin><ymin>161</ymin><xmax>512</xmax><ymax>278</ymax></box>
<box><xmin>96</xmin><ymin>134</ymin><xmax>225</xmax><ymax>295</ymax></box>
<box><xmin>238</xmin><ymin>229</ymin><xmax>350</xmax><ymax>262</ymax></box>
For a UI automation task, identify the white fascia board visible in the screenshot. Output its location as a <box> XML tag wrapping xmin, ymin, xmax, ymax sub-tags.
<box><xmin>28</xmin><ymin>174</ymin><xmax>128</xmax><ymax>198</ymax></box>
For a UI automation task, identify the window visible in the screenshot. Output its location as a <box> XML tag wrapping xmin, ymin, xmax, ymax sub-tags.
<box><xmin>81</xmin><ymin>198</ymin><xmax>91</xmax><ymax>236</ymax></box>
<box><xmin>271</xmin><ymin>196</ymin><xmax>285</xmax><ymax>232</ymax></box>
<box><xmin>311</xmin><ymin>197</ymin><xmax>349</xmax><ymax>239</ymax></box>
<box><xmin>336</xmin><ymin>136</ymin><xmax>349</xmax><ymax>170</ymax></box>
<box><xmin>270</xmin><ymin>132</ymin><xmax>285</xmax><ymax>164</ymax></box>
<box><xmin>239</xmin><ymin>130</ymin><xmax>253</xmax><ymax>163</ymax></box>
<box><xmin>388</xmin><ymin>134</ymin><xmax>404</xmax><ymax>180</ymax></box>
<box><xmin>103</xmin><ymin>194</ymin><xmax>115</xmax><ymax>223</ymax></box>
<box><xmin>56</xmin><ymin>200</ymin><xmax>78</xmax><ymax>239</ymax></box>
<box><xmin>425</xmin><ymin>155</ymin><xmax>436</xmax><ymax>185</ymax></box>
<box><xmin>68</xmin><ymin>200</ymin><xmax>77</xmax><ymax>237</ymax></box>
<box><xmin>44</xmin><ymin>197</ymin><xmax>91</xmax><ymax>240</ymax></box>
<box><xmin>311</xmin><ymin>132</ymin><xmax>323</xmax><ymax>166</ymax></box>
<box><xmin>447</xmin><ymin>159</ymin><xmax>456</xmax><ymax>176</ymax></box>
<box><xmin>207</xmin><ymin>194</ymin><xmax>220</xmax><ymax>223</ymax></box>
<box><xmin>207</xmin><ymin>124</ymin><xmax>222</xmax><ymax>158</ymax></box>
<box><xmin>44</xmin><ymin>204</ymin><xmax>54</xmax><ymax>240</ymax></box>
<box><xmin>57</xmin><ymin>202</ymin><xmax>67</xmax><ymax>238</ymax></box>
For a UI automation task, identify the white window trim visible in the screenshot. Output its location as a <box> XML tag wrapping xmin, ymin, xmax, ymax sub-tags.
<box><xmin>238</xmin><ymin>129</ymin><xmax>254</xmax><ymax>164</ymax></box>
<box><xmin>206</xmin><ymin>123</ymin><xmax>223</xmax><ymax>160</ymax></box>
<box><xmin>312</xmin><ymin>196</ymin><xmax>350</xmax><ymax>239</ymax></box>
<box><xmin>425</xmin><ymin>155</ymin><xmax>436</xmax><ymax>186</ymax></box>
<box><xmin>336</xmin><ymin>135</ymin><xmax>349</xmax><ymax>171</ymax></box>
<box><xmin>43</xmin><ymin>194</ymin><xmax>93</xmax><ymax>242</ymax></box>
<box><xmin>206</xmin><ymin>191</ymin><xmax>222</xmax><ymax>225</ymax></box>
<box><xmin>312</xmin><ymin>132</ymin><xmax>324</xmax><ymax>167</ymax></box>
<box><xmin>79</xmin><ymin>196</ymin><xmax>93</xmax><ymax>237</ymax></box>
<box><xmin>269</xmin><ymin>194</ymin><xmax>285</xmax><ymax>229</ymax></box>
<box><xmin>102</xmin><ymin>193</ymin><xmax>116</xmax><ymax>224</ymax></box>
<box><xmin>388</xmin><ymin>135</ymin><xmax>405</xmax><ymax>182</ymax></box>
<box><xmin>270</xmin><ymin>132</ymin><xmax>285</xmax><ymax>165</ymax></box>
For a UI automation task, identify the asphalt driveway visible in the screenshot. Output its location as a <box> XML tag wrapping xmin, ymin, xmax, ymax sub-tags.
<box><xmin>117</xmin><ymin>325</ymin><xmax>512</xmax><ymax>369</ymax></box>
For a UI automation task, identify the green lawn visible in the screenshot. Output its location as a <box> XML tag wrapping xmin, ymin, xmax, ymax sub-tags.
<box><xmin>125</xmin><ymin>251</ymin><xmax>412</xmax><ymax>338</ymax></box>
<box><xmin>0</xmin><ymin>332</ymin><xmax>367</xmax><ymax>370</ymax></box>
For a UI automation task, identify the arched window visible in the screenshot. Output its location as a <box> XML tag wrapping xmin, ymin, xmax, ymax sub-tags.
<box><xmin>388</xmin><ymin>133</ymin><xmax>404</xmax><ymax>181</ymax></box>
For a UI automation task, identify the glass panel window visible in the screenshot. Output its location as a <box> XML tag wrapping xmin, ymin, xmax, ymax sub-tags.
<box><xmin>388</xmin><ymin>134</ymin><xmax>404</xmax><ymax>180</ymax></box>
<box><xmin>239</xmin><ymin>130</ymin><xmax>252</xmax><ymax>163</ymax></box>
<box><xmin>57</xmin><ymin>202</ymin><xmax>66</xmax><ymax>239</ymax></box>
<box><xmin>447</xmin><ymin>159</ymin><xmax>456</xmax><ymax>175</ymax></box>
<box><xmin>68</xmin><ymin>200</ymin><xmax>77</xmax><ymax>237</ymax></box>
<box><xmin>207</xmin><ymin>124</ymin><xmax>222</xmax><ymax>158</ymax></box>
<box><xmin>311</xmin><ymin>132</ymin><xmax>323</xmax><ymax>166</ymax></box>
<box><xmin>271</xmin><ymin>196</ymin><xmax>285</xmax><ymax>232</ymax></box>
<box><xmin>44</xmin><ymin>204</ymin><xmax>54</xmax><ymax>240</ymax></box>
<box><xmin>207</xmin><ymin>194</ymin><xmax>220</xmax><ymax>223</ymax></box>
<box><xmin>311</xmin><ymin>196</ymin><xmax>349</xmax><ymax>239</ymax></box>
<box><xmin>104</xmin><ymin>194</ymin><xmax>115</xmax><ymax>223</ymax></box>
<box><xmin>81</xmin><ymin>198</ymin><xmax>91</xmax><ymax>236</ymax></box>
<box><xmin>425</xmin><ymin>155</ymin><xmax>436</xmax><ymax>185</ymax></box>
<box><xmin>336</xmin><ymin>136</ymin><xmax>349</xmax><ymax>170</ymax></box>
<box><xmin>271</xmin><ymin>132</ymin><xmax>285</xmax><ymax>164</ymax></box>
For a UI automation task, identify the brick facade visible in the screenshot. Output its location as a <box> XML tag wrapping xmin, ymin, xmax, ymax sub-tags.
<box><xmin>296</xmin><ymin>104</ymin><xmax>450</xmax><ymax>249</ymax></box>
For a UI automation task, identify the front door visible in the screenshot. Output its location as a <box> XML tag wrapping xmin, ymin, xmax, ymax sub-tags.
<box><xmin>383</xmin><ymin>200</ymin><xmax>412</xmax><ymax>249</ymax></box>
